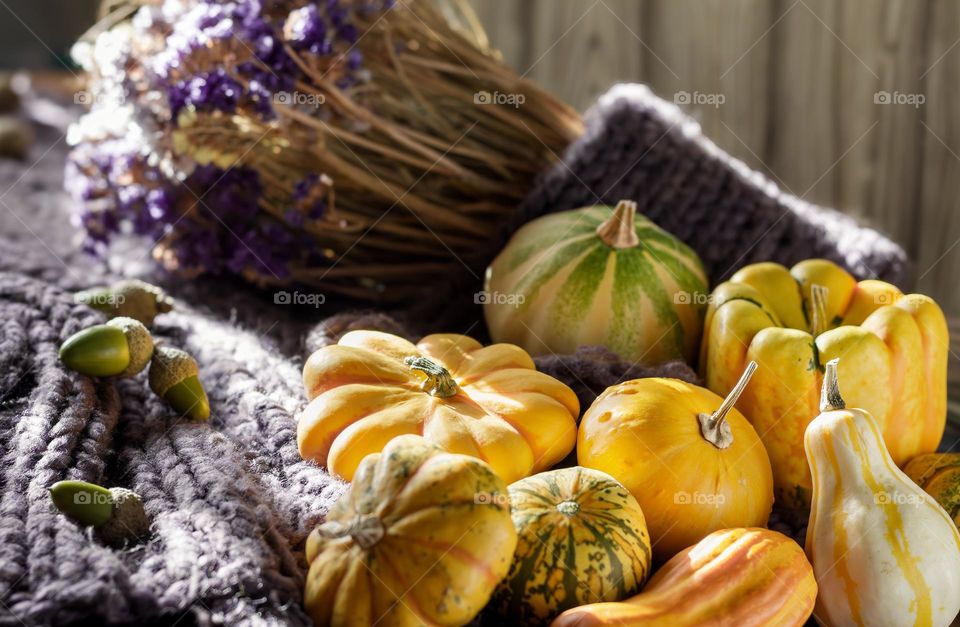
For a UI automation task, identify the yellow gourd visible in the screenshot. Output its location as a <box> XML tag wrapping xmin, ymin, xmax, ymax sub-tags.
<box><xmin>700</xmin><ymin>259</ymin><xmax>948</xmax><ymax>508</ymax></box>
<box><xmin>303</xmin><ymin>435</ymin><xmax>517</xmax><ymax>626</ymax></box>
<box><xmin>578</xmin><ymin>362</ymin><xmax>774</xmax><ymax>560</ymax></box>
<box><xmin>298</xmin><ymin>331</ymin><xmax>579</xmax><ymax>482</ymax></box>
<box><xmin>805</xmin><ymin>359</ymin><xmax>960</xmax><ymax>627</ymax></box>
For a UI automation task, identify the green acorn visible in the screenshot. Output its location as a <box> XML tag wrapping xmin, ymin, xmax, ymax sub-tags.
<box><xmin>0</xmin><ymin>116</ymin><xmax>31</xmax><ymax>160</ymax></box>
<box><xmin>149</xmin><ymin>345</ymin><xmax>210</xmax><ymax>420</ymax></box>
<box><xmin>59</xmin><ymin>316</ymin><xmax>153</xmax><ymax>378</ymax></box>
<box><xmin>48</xmin><ymin>480</ymin><xmax>150</xmax><ymax>546</ymax></box>
<box><xmin>0</xmin><ymin>72</ymin><xmax>18</xmax><ymax>113</ymax></box>
<box><xmin>75</xmin><ymin>279</ymin><xmax>174</xmax><ymax>326</ymax></box>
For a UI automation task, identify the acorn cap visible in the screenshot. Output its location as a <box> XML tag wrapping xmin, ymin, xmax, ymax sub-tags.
<box><xmin>76</xmin><ymin>279</ymin><xmax>174</xmax><ymax>326</ymax></box>
<box><xmin>149</xmin><ymin>346</ymin><xmax>210</xmax><ymax>420</ymax></box>
<box><xmin>108</xmin><ymin>317</ymin><xmax>154</xmax><ymax>378</ymax></box>
<box><xmin>99</xmin><ymin>487</ymin><xmax>150</xmax><ymax>546</ymax></box>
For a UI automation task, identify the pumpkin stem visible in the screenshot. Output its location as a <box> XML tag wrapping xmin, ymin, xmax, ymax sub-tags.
<box><xmin>596</xmin><ymin>200</ymin><xmax>640</xmax><ymax>249</ymax></box>
<box><xmin>317</xmin><ymin>514</ymin><xmax>385</xmax><ymax>549</ymax></box>
<box><xmin>699</xmin><ymin>361</ymin><xmax>757</xmax><ymax>449</ymax></box>
<box><xmin>820</xmin><ymin>358</ymin><xmax>846</xmax><ymax>412</ymax></box>
<box><xmin>404</xmin><ymin>356</ymin><xmax>458</xmax><ymax>398</ymax></box>
<box><xmin>810</xmin><ymin>284</ymin><xmax>830</xmax><ymax>337</ymax></box>
<box><xmin>556</xmin><ymin>501</ymin><xmax>580</xmax><ymax>516</ymax></box>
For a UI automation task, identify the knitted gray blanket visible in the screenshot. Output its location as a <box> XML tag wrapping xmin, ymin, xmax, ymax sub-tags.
<box><xmin>0</xmin><ymin>84</ymin><xmax>908</xmax><ymax>626</ymax></box>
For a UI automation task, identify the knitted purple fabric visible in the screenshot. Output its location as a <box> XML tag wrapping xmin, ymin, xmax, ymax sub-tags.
<box><xmin>0</xmin><ymin>83</ymin><xmax>910</xmax><ymax>625</ymax></box>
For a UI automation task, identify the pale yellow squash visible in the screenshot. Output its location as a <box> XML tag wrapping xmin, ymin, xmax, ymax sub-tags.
<box><xmin>805</xmin><ymin>360</ymin><xmax>960</xmax><ymax>627</ymax></box>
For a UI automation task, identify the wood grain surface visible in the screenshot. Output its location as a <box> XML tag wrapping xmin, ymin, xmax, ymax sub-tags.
<box><xmin>470</xmin><ymin>0</ymin><xmax>960</xmax><ymax>320</ymax></box>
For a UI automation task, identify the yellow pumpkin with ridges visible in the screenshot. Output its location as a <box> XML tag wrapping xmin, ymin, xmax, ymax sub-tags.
<box><xmin>700</xmin><ymin>258</ymin><xmax>948</xmax><ymax>508</ymax></box>
<box><xmin>303</xmin><ymin>435</ymin><xmax>518</xmax><ymax>626</ymax></box>
<box><xmin>298</xmin><ymin>330</ymin><xmax>579</xmax><ymax>483</ymax></box>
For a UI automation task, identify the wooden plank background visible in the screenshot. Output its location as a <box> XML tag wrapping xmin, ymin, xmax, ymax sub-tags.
<box><xmin>469</xmin><ymin>0</ymin><xmax>960</xmax><ymax>448</ymax></box>
<box><xmin>469</xmin><ymin>0</ymin><xmax>960</xmax><ymax>319</ymax></box>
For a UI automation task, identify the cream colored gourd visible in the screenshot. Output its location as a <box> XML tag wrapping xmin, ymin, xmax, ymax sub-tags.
<box><xmin>804</xmin><ymin>359</ymin><xmax>960</xmax><ymax>627</ymax></box>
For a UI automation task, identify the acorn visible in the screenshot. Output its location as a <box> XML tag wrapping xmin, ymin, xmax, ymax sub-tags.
<box><xmin>0</xmin><ymin>72</ymin><xmax>18</xmax><ymax>113</ymax></box>
<box><xmin>74</xmin><ymin>279</ymin><xmax>174</xmax><ymax>326</ymax></box>
<box><xmin>149</xmin><ymin>346</ymin><xmax>210</xmax><ymax>420</ymax></box>
<box><xmin>0</xmin><ymin>116</ymin><xmax>31</xmax><ymax>160</ymax></box>
<box><xmin>59</xmin><ymin>316</ymin><xmax>153</xmax><ymax>378</ymax></box>
<box><xmin>48</xmin><ymin>480</ymin><xmax>150</xmax><ymax>547</ymax></box>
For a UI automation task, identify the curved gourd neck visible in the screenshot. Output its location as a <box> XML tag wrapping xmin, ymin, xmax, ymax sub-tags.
<box><xmin>699</xmin><ymin>361</ymin><xmax>757</xmax><ymax>449</ymax></box>
<box><xmin>596</xmin><ymin>200</ymin><xmax>640</xmax><ymax>249</ymax></box>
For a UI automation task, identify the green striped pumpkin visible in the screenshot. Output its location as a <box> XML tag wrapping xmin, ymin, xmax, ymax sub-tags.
<box><xmin>483</xmin><ymin>200</ymin><xmax>708</xmax><ymax>365</ymax></box>
<box><xmin>490</xmin><ymin>466</ymin><xmax>652</xmax><ymax>626</ymax></box>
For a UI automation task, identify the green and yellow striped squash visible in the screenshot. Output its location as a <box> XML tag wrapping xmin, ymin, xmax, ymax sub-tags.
<box><xmin>483</xmin><ymin>200</ymin><xmax>708</xmax><ymax>365</ymax></box>
<box><xmin>490</xmin><ymin>466</ymin><xmax>652</xmax><ymax>626</ymax></box>
<box><xmin>904</xmin><ymin>453</ymin><xmax>960</xmax><ymax>528</ymax></box>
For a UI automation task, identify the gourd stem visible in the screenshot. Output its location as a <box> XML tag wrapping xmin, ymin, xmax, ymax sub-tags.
<box><xmin>404</xmin><ymin>356</ymin><xmax>458</xmax><ymax>398</ymax></box>
<box><xmin>556</xmin><ymin>501</ymin><xmax>580</xmax><ymax>516</ymax></box>
<box><xmin>810</xmin><ymin>284</ymin><xmax>829</xmax><ymax>337</ymax></box>
<box><xmin>698</xmin><ymin>361</ymin><xmax>757</xmax><ymax>449</ymax></box>
<box><xmin>317</xmin><ymin>514</ymin><xmax>385</xmax><ymax>549</ymax></box>
<box><xmin>820</xmin><ymin>358</ymin><xmax>846</xmax><ymax>412</ymax></box>
<box><xmin>596</xmin><ymin>200</ymin><xmax>640</xmax><ymax>249</ymax></box>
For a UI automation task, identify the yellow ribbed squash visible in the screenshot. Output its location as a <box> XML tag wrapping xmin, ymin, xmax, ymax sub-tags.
<box><xmin>298</xmin><ymin>330</ymin><xmax>579</xmax><ymax>483</ymax></box>
<box><xmin>490</xmin><ymin>467</ymin><xmax>652</xmax><ymax>625</ymax></box>
<box><xmin>904</xmin><ymin>453</ymin><xmax>960</xmax><ymax>528</ymax></box>
<box><xmin>550</xmin><ymin>528</ymin><xmax>817</xmax><ymax>627</ymax></box>
<box><xmin>303</xmin><ymin>435</ymin><xmax>517</xmax><ymax>627</ymax></box>
<box><xmin>805</xmin><ymin>360</ymin><xmax>960</xmax><ymax>627</ymax></box>
<box><xmin>700</xmin><ymin>258</ymin><xmax>948</xmax><ymax>508</ymax></box>
<box><xmin>577</xmin><ymin>362</ymin><xmax>774</xmax><ymax>561</ymax></box>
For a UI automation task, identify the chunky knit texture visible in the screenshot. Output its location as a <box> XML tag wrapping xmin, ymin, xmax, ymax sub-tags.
<box><xmin>0</xmin><ymin>84</ymin><xmax>909</xmax><ymax>625</ymax></box>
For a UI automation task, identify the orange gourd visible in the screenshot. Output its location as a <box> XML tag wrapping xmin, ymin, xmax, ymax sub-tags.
<box><xmin>551</xmin><ymin>528</ymin><xmax>817</xmax><ymax>627</ymax></box>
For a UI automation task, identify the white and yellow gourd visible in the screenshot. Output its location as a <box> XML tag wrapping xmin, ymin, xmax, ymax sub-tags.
<box><xmin>804</xmin><ymin>359</ymin><xmax>960</xmax><ymax>627</ymax></box>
